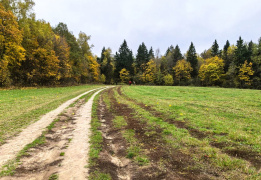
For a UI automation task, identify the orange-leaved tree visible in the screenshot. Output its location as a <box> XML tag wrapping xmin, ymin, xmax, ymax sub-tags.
<box><xmin>0</xmin><ymin>4</ymin><xmax>25</xmax><ymax>86</ymax></box>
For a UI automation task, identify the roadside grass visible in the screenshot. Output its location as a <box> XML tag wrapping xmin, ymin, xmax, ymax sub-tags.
<box><xmin>116</xmin><ymin>86</ymin><xmax>260</xmax><ymax>178</ymax></box>
<box><xmin>49</xmin><ymin>173</ymin><xmax>59</xmax><ymax>180</ymax></box>
<box><xmin>0</xmin><ymin>85</ymin><xmax>104</xmax><ymax>144</ymax></box>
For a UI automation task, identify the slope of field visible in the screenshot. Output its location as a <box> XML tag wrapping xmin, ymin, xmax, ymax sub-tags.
<box><xmin>89</xmin><ymin>86</ymin><xmax>261</xmax><ymax>179</ymax></box>
<box><xmin>0</xmin><ymin>85</ymin><xmax>103</xmax><ymax>145</ymax></box>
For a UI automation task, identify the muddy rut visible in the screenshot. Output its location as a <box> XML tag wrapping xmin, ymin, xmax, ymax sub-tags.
<box><xmin>90</xmin><ymin>88</ymin><xmax>214</xmax><ymax>180</ymax></box>
<box><xmin>0</xmin><ymin>87</ymin><xmax>108</xmax><ymax>180</ymax></box>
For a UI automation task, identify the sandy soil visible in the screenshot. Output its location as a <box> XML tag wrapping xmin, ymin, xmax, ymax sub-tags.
<box><xmin>58</xmin><ymin>88</ymin><xmax>107</xmax><ymax>179</ymax></box>
<box><xmin>0</xmin><ymin>87</ymin><xmax>104</xmax><ymax>173</ymax></box>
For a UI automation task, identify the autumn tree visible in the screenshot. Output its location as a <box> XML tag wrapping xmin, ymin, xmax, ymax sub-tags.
<box><xmin>201</xmin><ymin>48</ymin><xmax>212</xmax><ymax>59</ymax></box>
<box><xmin>86</xmin><ymin>55</ymin><xmax>100</xmax><ymax>82</ymax></box>
<box><xmin>140</xmin><ymin>60</ymin><xmax>157</xmax><ymax>84</ymax></box>
<box><xmin>199</xmin><ymin>56</ymin><xmax>225</xmax><ymax>86</ymax></box>
<box><xmin>0</xmin><ymin>4</ymin><xmax>25</xmax><ymax>86</ymax></box>
<box><xmin>53</xmin><ymin>35</ymin><xmax>71</xmax><ymax>83</ymax></box>
<box><xmin>100</xmin><ymin>48</ymin><xmax>114</xmax><ymax>84</ymax></box>
<box><xmin>53</xmin><ymin>22</ymin><xmax>82</xmax><ymax>82</ymax></box>
<box><xmin>173</xmin><ymin>59</ymin><xmax>193</xmax><ymax>84</ymax></box>
<box><xmin>119</xmin><ymin>68</ymin><xmax>130</xmax><ymax>83</ymax></box>
<box><xmin>78</xmin><ymin>31</ymin><xmax>92</xmax><ymax>56</ymax></box>
<box><xmin>238</xmin><ymin>60</ymin><xmax>254</xmax><ymax>87</ymax></box>
<box><xmin>163</xmin><ymin>74</ymin><xmax>174</xmax><ymax>86</ymax></box>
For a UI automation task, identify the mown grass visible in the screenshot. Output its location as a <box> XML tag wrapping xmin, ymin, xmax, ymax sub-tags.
<box><xmin>119</xmin><ymin>86</ymin><xmax>261</xmax><ymax>179</ymax></box>
<box><xmin>0</xmin><ymin>85</ymin><xmax>103</xmax><ymax>144</ymax></box>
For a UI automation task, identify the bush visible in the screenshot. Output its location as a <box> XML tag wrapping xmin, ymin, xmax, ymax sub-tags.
<box><xmin>163</xmin><ymin>74</ymin><xmax>174</xmax><ymax>86</ymax></box>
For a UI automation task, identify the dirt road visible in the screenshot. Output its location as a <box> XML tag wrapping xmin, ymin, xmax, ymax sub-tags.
<box><xmin>0</xmin><ymin>87</ymin><xmax>108</xmax><ymax>179</ymax></box>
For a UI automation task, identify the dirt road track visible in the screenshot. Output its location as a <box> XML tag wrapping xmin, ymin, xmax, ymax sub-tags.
<box><xmin>58</xmin><ymin>88</ymin><xmax>107</xmax><ymax>179</ymax></box>
<box><xmin>0</xmin><ymin>87</ymin><xmax>104</xmax><ymax>168</ymax></box>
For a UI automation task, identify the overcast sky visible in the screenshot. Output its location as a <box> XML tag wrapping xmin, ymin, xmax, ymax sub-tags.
<box><xmin>33</xmin><ymin>0</ymin><xmax>261</xmax><ymax>56</ymax></box>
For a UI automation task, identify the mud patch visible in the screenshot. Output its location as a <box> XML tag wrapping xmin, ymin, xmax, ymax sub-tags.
<box><xmin>89</xmin><ymin>94</ymin><xmax>133</xmax><ymax>180</ymax></box>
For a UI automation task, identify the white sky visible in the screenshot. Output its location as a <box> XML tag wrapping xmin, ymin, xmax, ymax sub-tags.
<box><xmin>33</xmin><ymin>0</ymin><xmax>261</xmax><ymax>56</ymax></box>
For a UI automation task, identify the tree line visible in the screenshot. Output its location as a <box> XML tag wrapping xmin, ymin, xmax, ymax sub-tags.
<box><xmin>1</xmin><ymin>0</ymin><xmax>260</xmax><ymax>89</ymax></box>
<box><xmin>100</xmin><ymin>38</ymin><xmax>260</xmax><ymax>89</ymax></box>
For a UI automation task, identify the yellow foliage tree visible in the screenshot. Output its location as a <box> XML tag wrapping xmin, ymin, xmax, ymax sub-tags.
<box><xmin>28</xmin><ymin>48</ymin><xmax>60</xmax><ymax>85</ymax></box>
<box><xmin>199</xmin><ymin>56</ymin><xmax>225</xmax><ymax>86</ymax></box>
<box><xmin>163</xmin><ymin>74</ymin><xmax>174</xmax><ymax>86</ymax></box>
<box><xmin>239</xmin><ymin>60</ymin><xmax>254</xmax><ymax>86</ymax></box>
<box><xmin>53</xmin><ymin>35</ymin><xmax>71</xmax><ymax>81</ymax></box>
<box><xmin>173</xmin><ymin>59</ymin><xmax>192</xmax><ymax>84</ymax></box>
<box><xmin>141</xmin><ymin>60</ymin><xmax>157</xmax><ymax>83</ymax></box>
<box><xmin>86</xmin><ymin>55</ymin><xmax>100</xmax><ymax>82</ymax></box>
<box><xmin>119</xmin><ymin>68</ymin><xmax>130</xmax><ymax>83</ymax></box>
<box><xmin>0</xmin><ymin>4</ymin><xmax>25</xmax><ymax>86</ymax></box>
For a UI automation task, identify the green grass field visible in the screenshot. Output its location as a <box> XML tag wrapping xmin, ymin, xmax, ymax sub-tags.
<box><xmin>118</xmin><ymin>86</ymin><xmax>261</xmax><ymax>179</ymax></box>
<box><xmin>122</xmin><ymin>86</ymin><xmax>261</xmax><ymax>150</ymax></box>
<box><xmin>0</xmin><ymin>85</ymin><xmax>103</xmax><ymax>144</ymax></box>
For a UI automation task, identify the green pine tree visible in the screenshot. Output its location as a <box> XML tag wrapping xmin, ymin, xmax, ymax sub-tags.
<box><xmin>223</xmin><ymin>40</ymin><xmax>230</xmax><ymax>72</ymax></box>
<box><xmin>115</xmin><ymin>40</ymin><xmax>134</xmax><ymax>79</ymax></box>
<box><xmin>172</xmin><ymin>45</ymin><xmax>183</xmax><ymax>66</ymax></box>
<box><xmin>235</xmin><ymin>36</ymin><xmax>248</xmax><ymax>66</ymax></box>
<box><xmin>187</xmin><ymin>42</ymin><xmax>198</xmax><ymax>78</ymax></box>
<box><xmin>211</xmin><ymin>39</ymin><xmax>220</xmax><ymax>57</ymax></box>
<box><xmin>149</xmin><ymin>46</ymin><xmax>155</xmax><ymax>60</ymax></box>
<box><xmin>136</xmin><ymin>42</ymin><xmax>149</xmax><ymax>72</ymax></box>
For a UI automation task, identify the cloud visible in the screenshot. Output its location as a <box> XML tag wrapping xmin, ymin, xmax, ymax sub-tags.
<box><xmin>33</xmin><ymin>0</ymin><xmax>261</xmax><ymax>56</ymax></box>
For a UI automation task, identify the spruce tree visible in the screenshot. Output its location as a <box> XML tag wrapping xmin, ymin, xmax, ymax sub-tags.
<box><xmin>211</xmin><ymin>39</ymin><xmax>220</xmax><ymax>57</ymax></box>
<box><xmin>223</xmin><ymin>40</ymin><xmax>230</xmax><ymax>72</ymax></box>
<box><xmin>247</xmin><ymin>41</ymin><xmax>254</xmax><ymax>62</ymax></box>
<box><xmin>187</xmin><ymin>42</ymin><xmax>198</xmax><ymax>78</ymax></box>
<box><xmin>235</xmin><ymin>36</ymin><xmax>248</xmax><ymax>66</ymax></box>
<box><xmin>172</xmin><ymin>45</ymin><xmax>183</xmax><ymax>66</ymax></box>
<box><xmin>136</xmin><ymin>43</ymin><xmax>149</xmax><ymax>65</ymax></box>
<box><xmin>115</xmin><ymin>40</ymin><xmax>134</xmax><ymax>79</ymax></box>
<box><xmin>165</xmin><ymin>45</ymin><xmax>174</xmax><ymax>56</ymax></box>
<box><xmin>149</xmin><ymin>47</ymin><xmax>155</xmax><ymax>60</ymax></box>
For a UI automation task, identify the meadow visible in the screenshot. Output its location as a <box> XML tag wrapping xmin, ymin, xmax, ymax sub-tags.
<box><xmin>0</xmin><ymin>85</ymin><xmax>103</xmax><ymax>144</ymax></box>
<box><xmin>89</xmin><ymin>86</ymin><xmax>261</xmax><ymax>179</ymax></box>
